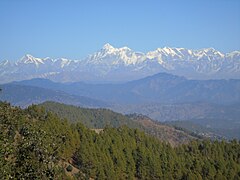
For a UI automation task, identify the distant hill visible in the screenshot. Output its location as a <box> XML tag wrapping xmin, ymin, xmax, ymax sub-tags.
<box><xmin>0</xmin><ymin>83</ymin><xmax>108</xmax><ymax>108</ymax></box>
<box><xmin>15</xmin><ymin>73</ymin><xmax>240</xmax><ymax>105</ymax></box>
<box><xmin>116</xmin><ymin>103</ymin><xmax>240</xmax><ymax>139</ymax></box>
<box><xmin>39</xmin><ymin>101</ymin><xmax>196</xmax><ymax>146</ymax></box>
<box><xmin>164</xmin><ymin>121</ymin><xmax>225</xmax><ymax>140</ymax></box>
<box><xmin>3</xmin><ymin>73</ymin><xmax>240</xmax><ymax>139</ymax></box>
<box><xmin>114</xmin><ymin>102</ymin><xmax>240</xmax><ymax>125</ymax></box>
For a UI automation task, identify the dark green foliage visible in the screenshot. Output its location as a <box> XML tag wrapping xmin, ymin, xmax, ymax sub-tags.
<box><xmin>40</xmin><ymin>101</ymin><xmax>141</xmax><ymax>129</ymax></box>
<box><xmin>40</xmin><ymin>101</ymin><xmax>195</xmax><ymax>145</ymax></box>
<box><xmin>0</xmin><ymin>102</ymin><xmax>80</xmax><ymax>179</ymax></box>
<box><xmin>1</xmin><ymin>101</ymin><xmax>240</xmax><ymax>179</ymax></box>
<box><xmin>66</xmin><ymin>165</ymin><xmax>73</xmax><ymax>172</ymax></box>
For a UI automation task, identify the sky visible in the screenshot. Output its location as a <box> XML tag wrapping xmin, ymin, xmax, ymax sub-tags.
<box><xmin>0</xmin><ymin>0</ymin><xmax>240</xmax><ymax>60</ymax></box>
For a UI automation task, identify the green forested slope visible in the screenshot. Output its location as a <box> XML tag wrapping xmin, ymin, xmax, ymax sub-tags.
<box><xmin>1</xmin><ymin>102</ymin><xmax>240</xmax><ymax>179</ymax></box>
<box><xmin>39</xmin><ymin>101</ymin><xmax>195</xmax><ymax>145</ymax></box>
<box><xmin>40</xmin><ymin>101</ymin><xmax>139</xmax><ymax>129</ymax></box>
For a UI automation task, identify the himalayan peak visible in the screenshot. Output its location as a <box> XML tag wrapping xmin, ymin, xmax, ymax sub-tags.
<box><xmin>0</xmin><ymin>44</ymin><xmax>239</xmax><ymax>83</ymax></box>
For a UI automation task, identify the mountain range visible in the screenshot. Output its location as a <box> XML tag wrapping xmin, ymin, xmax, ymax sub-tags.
<box><xmin>0</xmin><ymin>83</ymin><xmax>108</xmax><ymax>108</ymax></box>
<box><xmin>14</xmin><ymin>73</ymin><xmax>240</xmax><ymax>105</ymax></box>
<box><xmin>1</xmin><ymin>73</ymin><xmax>240</xmax><ymax>139</ymax></box>
<box><xmin>0</xmin><ymin>44</ymin><xmax>239</xmax><ymax>83</ymax></box>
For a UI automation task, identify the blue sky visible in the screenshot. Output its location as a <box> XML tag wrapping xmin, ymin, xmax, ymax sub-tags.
<box><xmin>0</xmin><ymin>0</ymin><xmax>240</xmax><ymax>60</ymax></box>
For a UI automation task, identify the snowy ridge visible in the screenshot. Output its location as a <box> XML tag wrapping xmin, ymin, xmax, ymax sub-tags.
<box><xmin>86</xmin><ymin>43</ymin><xmax>145</xmax><ymax>65</ymax></box>
<box><xmin>0</xmin><ymin>43</ymin><xmax>239</xmax><ymax>83</ymax></box>
<box><xmin>18</xmin><ymin>54</ymin><xmax>45</xmax><ymax>66</ymax></box>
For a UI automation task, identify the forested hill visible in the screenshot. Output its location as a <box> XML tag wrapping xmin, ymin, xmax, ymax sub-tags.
<box><xmin>1</xmin><ymin>101</ymin><xmax>240</xmax><ymax>179</ymax></box>
<box><xmin>39</xmin><ymin>101</ymin><xmax>196</xmax><ymax>146</ymax></box>
<box><xmin>39</xmin><ymin>101</ymin><xmax>139</xmax><ymax>129</ymax></box>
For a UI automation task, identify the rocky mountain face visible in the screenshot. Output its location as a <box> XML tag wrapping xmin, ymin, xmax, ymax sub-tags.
<box><xmin>0</xmin><ymin>44</ymin><xmax>239</xmax><ymax>83</ymax></box>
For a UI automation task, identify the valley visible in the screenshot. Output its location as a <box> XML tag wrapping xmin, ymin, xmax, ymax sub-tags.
<box><xmin>1</xmin><ymin>72</ymin><xmax>239</xmax><ymax>139</ymax></box>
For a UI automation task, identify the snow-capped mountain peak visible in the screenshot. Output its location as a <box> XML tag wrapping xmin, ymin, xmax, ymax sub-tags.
<box><xmin>119</xmin><ymin>46</ymin><xmax>131</xmax><ymax>51</ymax></box>
<box><xmin>18</xmin><ymin>54</ymin><xmax>44</xmax><ymax>66</ymax></box>
<box><xmin>101</xmin><ymin>43</ymin><xmax>132</xmax><ymax>54</ymax></box>
<box><xmin>146</xmin><ymin>47</ymin><xmax>185</xmax><ymax>60</ymax></box>
<box><xmin>102</xmin><ymin>43</ymin><xmax>115</xmax><ymax>51</ymax></box>
<box><xmin>226</xmin><ymin>51</ymin><xmax>240</xmax><ymax>59</ymax></box>
<box><xmin>193</xmin><ymin>48</ymin><xmax>225</xmax><ymax>60</ymax></box>
<box><xmin>55</xmin><ymin>58</ymin><xmax>72</xmax><ymax>68</ymax></box>
<box><xmin>201</xmin><ymin>48</ymin><xmax>223</xmax><ymax>56</ymax></box>
<box><xmin>0</xmin><ymin>60</ymin><xmax>10</xmax><ymax>66</ymax></box>
<box><xmin>85</xmin><ymin>44</ymin><xmax>144</xmax><ymax>66</ymax></box>
<box><xmin>0</xmin><ymin>45</ymin><xmax>239</xmax><ymax>84</ymax></box>
<box><xmin>162</xmin><ymin>47</ymin><xmax>178</xmax><ymax>55</ymax></box>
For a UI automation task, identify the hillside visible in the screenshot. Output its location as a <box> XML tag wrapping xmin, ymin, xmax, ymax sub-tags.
<box><xmin>127</xmin><ymin>114</ymin><xmax>199</xmax><ymax>146</ymax></box>
<box><xmin>114</xmin><ymin>102</ymin><xmax>240</xmax><ymax>139</ymax></box>
<box><xmin>165</xmin><ymin>121</ymin><xmax>225</xmax><ymax>140</ymax></box>
<box><xmin>1</xmin><ymin>101</ymin><xmax>240</xmax><ymax>179</ymax></box>
<box><xmin>39</xmin><ymin>101</ymin><xmax>196</xmax><ymax>146</ymax></box>
<box><xmin>39</xmin><ymin>101</ymin><xmax>140</xmax><ymax>129</ymax></box>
